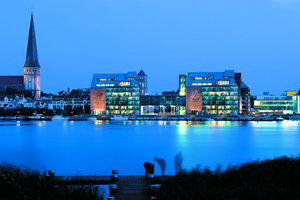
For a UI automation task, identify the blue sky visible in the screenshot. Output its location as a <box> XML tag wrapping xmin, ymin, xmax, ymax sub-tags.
<box><xmin>0</xmin><ymin>0</ymin><xmax>300</xmax><ymax>95</ymax></box>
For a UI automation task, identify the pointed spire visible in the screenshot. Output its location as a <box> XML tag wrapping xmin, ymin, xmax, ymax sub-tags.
<box><xmin>137</xmin><ymin>69</ymin><xmax>146</xmax><ymax>76</ymax></box>
<box><xmin>24</xmin><ymin>13</ymin><xmax>40</xmax><ymax>68</ymax></box>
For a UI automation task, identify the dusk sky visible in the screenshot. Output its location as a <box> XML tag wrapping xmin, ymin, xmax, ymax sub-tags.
<box><xmin>1</xmin><ymin>0</ymin><xmax>300</xmax><ymax>95</ymax></box>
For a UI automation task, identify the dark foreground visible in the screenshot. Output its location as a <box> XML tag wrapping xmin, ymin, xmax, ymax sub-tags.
<box><xmin>157</xmin><ymin>156</ymin><xmax>300</xmax><ymax>200</ymax></box>
<box><xmin>1</xmin><ymin>156</ymin><xmax>300</xmax><ymax>200</ymax></box>
<box><xmin>0</xmin><ymin>163</ymin><xmax>102</xmax><ymax>200</ymax></box>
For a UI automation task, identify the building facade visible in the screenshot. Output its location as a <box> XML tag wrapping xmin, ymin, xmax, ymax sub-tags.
<box><xmin>140</xmin><ymin>91</ymin><xmax>186</xmax><ymax>115</ymax></box>
<box><xmin>185</xmin><ymin>70</ymin><xmax>241</xmax><ymax>115</ymax></box>
<box><xmin>24</xmin><ymin>14</ymin><xmax>41</xmax><ymax>99</ymax></box>
<box><xmin>136</xmin><ymin>70</ymin><xmax>148</xmax><ymax>95</ymax></box>
<box><xmin>254</xmin><ymin>94</ymin><xmax>294</xmax><ymax>114</ymax></box>
<box><xmin>90</xmin><ymin>72</ymin><xmax>140</xmax><ymax>115</ymax></box>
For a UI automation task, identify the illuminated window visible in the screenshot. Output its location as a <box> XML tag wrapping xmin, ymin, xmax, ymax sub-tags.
<box><xmin>194</xmin><ymin>77</ymin><xmax>212</xmax><ymax>80</ymax></box>
<box><xmin>118</xmin><ymin>82</ymin><xmax>131</xmax><ymax>86</ymax></box>
<box><xmin>192</xmin><ymin>83</ymin><xmax>212</xmax><ymax>86</ymax></box>
<box><xmin>216</xmin><ymin>81</ymin><xmax>229</xmax><ymax>85</ymax></box>
<box><xmin>96</xmin><ymin>84</ymin><xmax>115</xmax><ymax>87</ymax></box>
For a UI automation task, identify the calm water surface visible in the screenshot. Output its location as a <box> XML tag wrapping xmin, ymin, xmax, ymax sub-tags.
<box><xmin>0</xmin><ymin>120</ymin><xmax>299</xmax><ymax>175</ymax></box>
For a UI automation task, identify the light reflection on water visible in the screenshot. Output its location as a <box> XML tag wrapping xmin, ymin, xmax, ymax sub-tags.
<box><xmin>0</xmin><ymin>120</ymin><xmax>299</xmax><ymax>176</ymax></box>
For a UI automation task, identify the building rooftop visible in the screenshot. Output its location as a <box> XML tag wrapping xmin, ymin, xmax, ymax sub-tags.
<box><xmin>91</xmin><ymin>72</ymin><xmax>137</xmax><ymax>89</ymax></box>
<box><xmin>137</xmin><ymin>70</ymin><xmax>147</xmax><ymax>76</ymax></box>
<box><xmin>0</xmin><ymin>76</ymin><xmax>24</xmax><ymax>85</ymax></box>
<box><xmin>186</xmin><ymin>70</ymin><xmax>236</xmax><ymax>87</ymax></box>
<box><xmin>24</xmin><ymin>13</ymin><xmax>40</xmax><ymax>68</ymax></box>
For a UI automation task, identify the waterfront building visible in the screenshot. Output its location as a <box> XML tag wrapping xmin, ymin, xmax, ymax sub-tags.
<box><xmin>48</xmin><ymin>90</ymin><xmax>90</xmax><ymax>114</ymax></box>
<box><xmin>292</xmin><ymin>92</ymin><xmax>300</xmax><ymax>114</ymax></box>
<box><xmin>24</xmin><ymin>14</ymin><xmax>41</xmax><ymax>99</ymax></box>
<box><xmin>240</xmin><ymin>82</ymin><xmax>251</xmax><ymax>114</ymax></box>
<box><xmin>136</xmin><ymin>70</ymin><xmax>148</xmax><ymax>95</ymax></box>
<box><xmin>179</xmin><ymin>75</ymin><xmax>187</xmax><ymax>96</ymax></box>
<box><xmin>186</xmin><ymin>70</ymin><xmax>241</xmax><ymax>115</ymax></box>
<box><xmin>90</xmin><ymin>72</ymin><xmax>140</xmax><ymax>115</ymax></box>
<box><xmin>140</xmin><ymin>91</ymin><xmax>186</xmax><ymax>115</ymax></box>
<box><xmin>0</xmin><ymin>96</ymin><xmax>35</xmax><ymax>109</ymax></box>
<box><xmin>0</xmin><ymin>14</ymin><xmax>41</xmax><ymax>99</ymax></box>
<box><xmin>254</xmin><ymin>93</ymin><xmax>294</xmax><ymax>114</ymax></box>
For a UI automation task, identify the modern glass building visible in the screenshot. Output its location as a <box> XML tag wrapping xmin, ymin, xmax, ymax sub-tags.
<box><xmin>254</xmin><ymin>95</ymin><xmax>293</xmax><ymax>114</ymax></box>
<box><xmin>106</xmin><ymin>87</ymin><xmax>139</xmax><ymax>115</ymax></box>
<box><xmin>90</xmin><ymin>72</ymin><xmax>140</xmax><ymax>115</ymax></box>
<box><xmin>179</xmin><ymin>75</ymin><xmax>187</xmax><ymax>97</ymax></box>
<box><xmin>185</xmin><ymin>70</ymin><xmax>241</xmax><ymax>115</ymax></box>
<box><xmin>202</xmin><ymin>86</ymin><xmax>239</xmax><ymax>115</ymax></box>
<box><xmin>140</xmin><ymin>92</ymin><xmax>186</xmax><ymax>115</ymax></box>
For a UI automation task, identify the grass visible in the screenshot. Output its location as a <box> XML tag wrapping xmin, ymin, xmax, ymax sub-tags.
<box><xmin>157</xmin><ymin>156</ymin><xmax>300</xmax><ymax>200</ymax></box>
<box><xmin>0</xmin><ymin>163</ymin><xmax>102</xmax><ymax>200</ymax></box>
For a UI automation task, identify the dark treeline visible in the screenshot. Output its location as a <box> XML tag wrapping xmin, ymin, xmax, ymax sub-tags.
<box><xmin>0</xmin><ymin>163</ymin><xmax>102</xmax><ymax>200</ymax></box>
<box><xmin>157</xmin><ymin>156</ymin><xmax>300</xmax><ymax>200</ymax></box>
<box><xmin>0</xmin><ymin>108</ymin><xmax>54</xmax><ymax>116</ymax></box>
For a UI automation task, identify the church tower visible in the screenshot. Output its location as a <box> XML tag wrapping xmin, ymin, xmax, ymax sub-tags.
<box><xmin>24</xmin><ymin>13</ymin><xmax>41</xmax><ymax>99</ymax></box>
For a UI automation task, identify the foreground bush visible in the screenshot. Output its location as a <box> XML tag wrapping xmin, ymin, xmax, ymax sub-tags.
<box><xmin>0</xmin><ymin>163</ymin><xmax>102</xmax><ymax>200</ymax></box>
<box><xmin>157</xmin><ymin>156</ymin><xmax>300</xmax><ymax>200</ymax></box>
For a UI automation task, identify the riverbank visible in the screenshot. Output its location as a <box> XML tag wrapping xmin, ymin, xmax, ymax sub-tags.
<box><xmin>1</xmin><ymin>114</ymin><xmax>300</xmax><ymax>122</ymax></box>
<box><xmin>157</xmin><ymin>156</ymin><xmax>300</xmax><ymax>200</ymax></box>
<box><xmin>0</xmin><ymin>163</ymin><xmax>103</xmax><ymax>200</ymax></box>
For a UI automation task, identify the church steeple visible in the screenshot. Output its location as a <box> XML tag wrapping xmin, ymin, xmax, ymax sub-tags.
<box><xmin>24</xmin><ymin>13</ymin><xmax>40</xmax><ymax>68</ymax></box>
<box><xmin>23</xmin><ymin>13</ymin><xmax>41</xmax><ymax>99</ymax></box>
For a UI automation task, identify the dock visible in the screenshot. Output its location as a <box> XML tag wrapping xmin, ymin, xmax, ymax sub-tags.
<box><xmin>53</xmin><ymin>175</ymin><xmax>169</xmax><ymax>199</ymax></box>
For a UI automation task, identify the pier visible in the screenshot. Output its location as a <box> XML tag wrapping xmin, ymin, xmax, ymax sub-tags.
<box><xmin>53</xmin><ymin>174</ymin><xmax>169</xmax><ymax>199</ymax></box>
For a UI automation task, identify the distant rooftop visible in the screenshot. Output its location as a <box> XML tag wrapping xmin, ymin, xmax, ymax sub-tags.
<box><xmin>0</xmin><ymin>76</ymin><xmax>24</xmax><ymax>85</ymax></box>
<box><xmin>137</xmin><ymin>70</ymin><xmax>147</xmax><ymax>76</ymax></box>
<box><xmin>91</xmin><ymin>72</ymin><xmax>137</xmax><ymax>89</ymax></box>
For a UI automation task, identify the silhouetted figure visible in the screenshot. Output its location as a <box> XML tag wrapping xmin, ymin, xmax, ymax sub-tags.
<box><xmin>154</xmin><ymin>157</ymin><xmax>167</xmax><ymax>175</ymax></box>
<box><xmin>144</xmin><ymin>162</ymin><xmax>154</xmax><ymax>177</ymax></box>
<box><xmin>174</xmin><ymin>152</ymin><xmax>183</xmax><ymax>174</ymax></box>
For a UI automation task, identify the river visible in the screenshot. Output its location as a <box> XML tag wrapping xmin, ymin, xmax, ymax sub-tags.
<box><xmin>0</xmin><ymin>120</ymin><xmax>299</xmax><ymax>175</ymax></box>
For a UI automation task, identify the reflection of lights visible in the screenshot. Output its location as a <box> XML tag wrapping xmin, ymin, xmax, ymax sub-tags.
<box><xmin>158</xmin><ymin>121</ymin><xmax>167</xmax><ymax>126</ymax></box>
<box><xmin>281</xmin><ymin>120</ymin><xmax>298</xmax><ymax>127</ymax></box>
<box><xmin>38</xmin><ymin>122</ymin><xmax>42</xmax><ymax>126</ymax></box>
<box><xmin>93</xmin><ymin>120</ymin><xmax>105</xmax><ymax>125</ymax></box>
<box><xmin>16</xmin><ymin>121</ymin><xmax>21</xmax><ymax>127</ymax></box>
<box><xmin>178</xmin><ymin>121</ymin><xmax>188</xmax><ymax>135</ymax></box>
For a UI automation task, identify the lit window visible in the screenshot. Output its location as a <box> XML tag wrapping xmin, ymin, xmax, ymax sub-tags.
<box><xmin>216</xmin><ymin>81</ymin><xmax>229</xmax><ymax>85</ymax></box>
<box><xmin>192</xmin><ymin>83</ymin><xmax>212</xmax><ymax>86</ymax></box>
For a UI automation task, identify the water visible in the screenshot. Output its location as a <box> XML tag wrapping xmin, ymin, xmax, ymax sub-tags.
<box><xmin>0</xmin><ymin>120</ymin><xmax>299</xmax><ymax>175</ymax></box>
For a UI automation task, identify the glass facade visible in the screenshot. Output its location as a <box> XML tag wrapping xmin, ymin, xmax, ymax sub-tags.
<box><xmin>140</xmin><ymin>95</ymin><xmax>186</xmax><ymax>115</ymax></box>
<box><xmin>106</xmin><ymin>87</ymin><xmax>140</xmax><ymax>115</ymax></box>
<box><xmin>254</xmin><ymin>99</ymin><xmax>293</xmax><ymax>114</ymax></box>
<box><xmin>202</xmin><ymin>86</ymin><xmax>239</xmax><ymax>115</ymax></box>
<box><xmin>179</xmin><ymin>75</ymin><xmax>187</xmax><ymax>96</ymax></box>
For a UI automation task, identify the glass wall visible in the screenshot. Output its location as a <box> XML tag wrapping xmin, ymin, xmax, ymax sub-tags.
<box><xmin>106</xmin><ymin>87</ymin><xmax>140</xmax><ymax>115</ymax></box>
<box><xmin>179</xmin><ymin>75</ymin><xmax>187</xmax><ymax>96</ymax></box>
<box><xmin>254</xmin><ymin>100</ymin><xmax>293</xmax><ymax>114</ymax></box>
<box><xmin>202</xmin><ymin>86</ymin><xmax>238</xmax><ymax>115</ymax></box>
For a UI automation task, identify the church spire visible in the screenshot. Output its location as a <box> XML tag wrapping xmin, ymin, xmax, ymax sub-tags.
<box><xmin>24</xmin><ymin>13</ymin><xmax>40</xmax><ymax>68</ymax></box>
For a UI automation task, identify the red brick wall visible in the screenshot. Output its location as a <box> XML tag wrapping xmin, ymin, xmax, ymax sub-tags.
<box><xmin>186</xmin><ymin>87</ymin><xmax>202</xmax><ymax>113</ymax></box>
<box><xmin>91</xmin><ymin>88</ymin><xmax>106</xmax><ymax>115</ymax></box>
